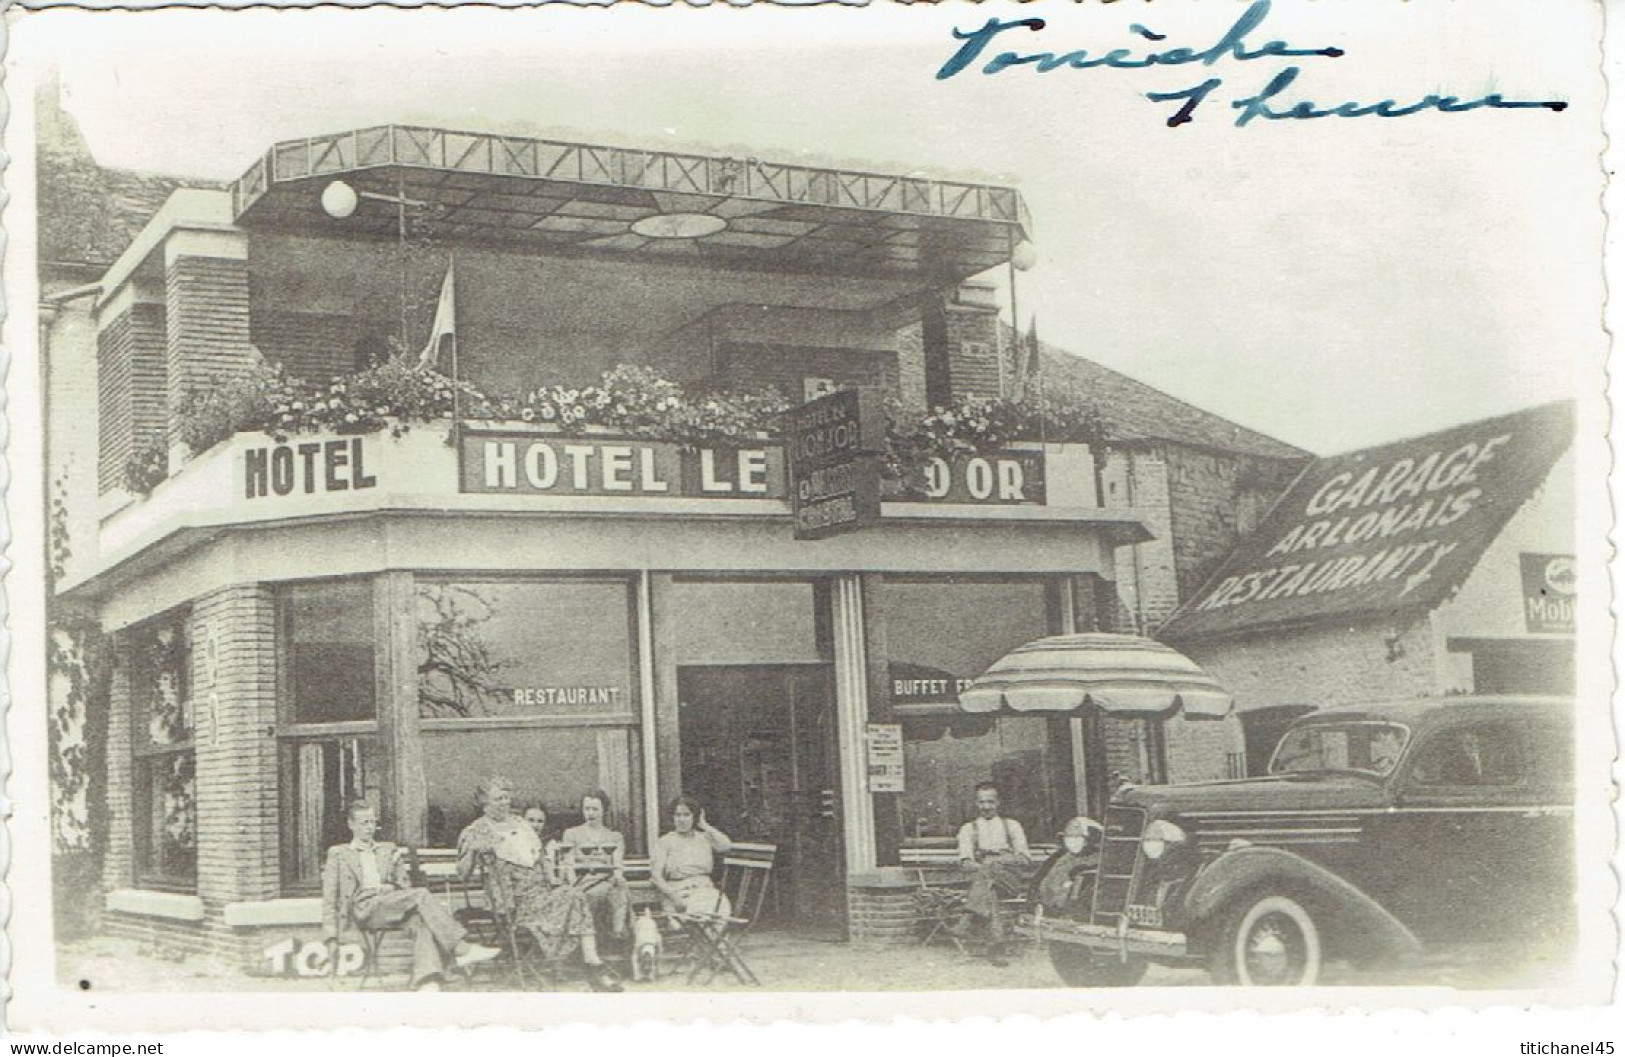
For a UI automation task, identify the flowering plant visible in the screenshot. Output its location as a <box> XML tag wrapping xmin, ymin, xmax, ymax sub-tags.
<box><xmin>122</xmin><ymin>435</ymin><xmax>171</xmax><ymax>495</ymax></box>
<box><xmin>174</xmin><ymin>358</ymin><xmax>486</xmax><ymax>453</ymax></box>
<box><xmin>269</xmin><ymin>359</ymin><xmax>484</xmax><ymax>440</ymax></box>
<box><xmin>159</xmin><ymin>349</ymin><xmax>1105</xmax><ymax>486</ymax></box>
<box><xmin>505</xmin><ymin>364</ymin><xmax>784</xmax><ymax>445</ymax></box>
<box><xmin>883</xmin><ymin>390</ymin><xmax>1104</xmax><ymax>482</ymax></box>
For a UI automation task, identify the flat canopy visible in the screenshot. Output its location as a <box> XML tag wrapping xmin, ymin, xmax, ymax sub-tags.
<box><xmin>957</xmin><ymin>633</ymin><xmax>1235</xmax><ymax>718</ymax></box>
<box><xmin>231</xmin><ymin>126</ymin><xmax>1031</xmax><ymax>282</ymax></box>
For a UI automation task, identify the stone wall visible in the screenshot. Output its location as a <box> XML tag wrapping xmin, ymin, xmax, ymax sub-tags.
<box><xmin>1183</xmin><ymin>614</ymin><xmax>1439</xmax><ymax>711</ymax></box>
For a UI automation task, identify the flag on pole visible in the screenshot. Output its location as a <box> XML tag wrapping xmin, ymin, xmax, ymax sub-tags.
<box><xmin>1024</xmin><ymin>314</ymin><xmax>1042</xmax><ymax>377</ymax></box>
<box><xmin>416</xmin><ymin>259</ymin><xmax>456</xmax><ymax>371</ymax></box>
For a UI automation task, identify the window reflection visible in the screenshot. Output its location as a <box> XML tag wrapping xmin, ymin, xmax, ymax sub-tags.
<box><xmin>416</xmin><ymin>581</ymin><xmax>633</xmax><ymax>719</ymax></box>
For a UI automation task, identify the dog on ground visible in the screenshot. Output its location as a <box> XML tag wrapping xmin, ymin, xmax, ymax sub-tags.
<box><xmin>631</xmin><ymin>908</ymin><xmax>664</xmax><ymax>982</ymax></box>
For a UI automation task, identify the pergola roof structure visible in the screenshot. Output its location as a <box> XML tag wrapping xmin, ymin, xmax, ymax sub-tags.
<box><xmin>231</xmin><ymin>126</ymin><xmax>1032</xmax><ymax>282</ymax></box>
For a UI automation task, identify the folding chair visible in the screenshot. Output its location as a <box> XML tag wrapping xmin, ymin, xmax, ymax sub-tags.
<box><xmin>912</xmin><ymin>871</ymin><xmax>972</xmax><ymax>953</ymax></box>
<box><xmin>318</xmin><ymin>846</ymin><xmax>422</xmax><ymax>992</ymax></box>
<box><xmin>475</xmin><ymin>855</ymin><xmax>554</xmax><ymax>989</ymax></box>
<box><xmin>667</xmin><ymin>841</ymin><xmax>776</xmax><ymax>986</ymax></box>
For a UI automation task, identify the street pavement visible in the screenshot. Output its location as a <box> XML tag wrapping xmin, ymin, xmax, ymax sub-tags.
<box><xmin>58</xmin><ymin>932</ymin><xmax>1572</xmax><ymax>993</ymax></box>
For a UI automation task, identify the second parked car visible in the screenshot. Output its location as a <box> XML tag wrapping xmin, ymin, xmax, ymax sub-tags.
<box><xmin>1024</xmin><ymin>696</ymin><xmax>1575</xmax><ymax>986</ymax></box>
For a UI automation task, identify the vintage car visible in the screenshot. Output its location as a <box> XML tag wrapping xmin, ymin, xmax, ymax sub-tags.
<box><xmin>1023</xmin><ymin>696</ymin><xmax>1574</xmax><ymax>986</ymax></box>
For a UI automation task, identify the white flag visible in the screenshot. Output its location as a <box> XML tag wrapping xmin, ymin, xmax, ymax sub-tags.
<box><xmin>416</xmin><ymin>260</ymin><xmax>456</xmax><ymax>371</ymax></box>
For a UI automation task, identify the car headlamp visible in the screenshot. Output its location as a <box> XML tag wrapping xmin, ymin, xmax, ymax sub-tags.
<box><xmin>1140</xmin><ymin>819</ymin><xmax>1187</xmax><ymax>861</ymax></box>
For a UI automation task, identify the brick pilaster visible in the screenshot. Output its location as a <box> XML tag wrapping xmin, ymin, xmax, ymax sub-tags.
<box><xmin>943</xmin><ymin>300</ymin><xmax>1002</xmax><ymax>402</ymax></box>
<box><xmin>102</xmin><ymin>642</ymin><xmax>135</xmax><ymax>891</ymax></box>
<box><xmin>165</xmin><ymin>251</ymin><xmax>253</xmax><ymax>441</ymax></box>
<box><xmin>96</xmin><ymin>300</ymin><xmax>167</xmax><ymax>493</ymax></box>
<box><xmin>893</xmin><ymin>322</ymin><xmax>929</xmax><ymax>411</ymax></box>
<box><xmin>191</xmin><ymin>585</ymin><xmax>280</xmax><ymax>906</ymax></box>
<box><xmin>846</xmin><ymin>883</ymin><xmax>922</xmax><ymax>945</ymax></box>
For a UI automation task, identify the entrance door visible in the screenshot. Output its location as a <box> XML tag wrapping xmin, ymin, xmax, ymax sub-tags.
<box><xmin>677</xmin><ymin>664</ymin><xmax>846</xmax><ymax>936</ymax></box>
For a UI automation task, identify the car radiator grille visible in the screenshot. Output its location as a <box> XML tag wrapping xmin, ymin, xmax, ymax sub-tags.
<box><xmin>1090</xmin><ymin>805</ymin><xmax>1146</xmax><ymax>926</ymax></box>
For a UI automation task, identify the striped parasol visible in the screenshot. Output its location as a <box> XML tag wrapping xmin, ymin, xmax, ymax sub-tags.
<box><xmin>957</xmin><ymin>633</ymin><xmax>1234</xmax><ymax>718</ymax></box>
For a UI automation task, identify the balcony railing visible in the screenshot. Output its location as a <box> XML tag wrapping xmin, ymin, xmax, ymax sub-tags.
<box><xmin>231</xmin><ymin>125</ymin><xmax>1033</xmax><ymax>235</ymax></box>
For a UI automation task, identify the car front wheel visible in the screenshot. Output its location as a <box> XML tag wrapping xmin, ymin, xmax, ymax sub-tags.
<box><xmin>1209</xmin><ymin>894</ymin><xmax>1323</xmax><ymax>986</ymax></box>
<box><xmin>1048</xmin><ymin>943</ymin><xmax>1148</xmax><ymax>987</ymax></box>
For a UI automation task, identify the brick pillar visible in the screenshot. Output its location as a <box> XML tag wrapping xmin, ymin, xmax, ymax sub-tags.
<box><xmin>846</xmin><ymin>884</ymin><xmax>921</xmax><ymax>945</ymax></box>
<box><xmin>164</xmin><ymin>232</ymin><xmax>252</xmax><ymax>442</ymax></box>
<box><xmin>191</xmin><ymin>585</ymin><xmax>280</xmax><ymax>907</ymax></box>
<box><xmin>893</xmin><ymin>321</ymin><xmax>929</xmax><ymax>412</ymax></box>
<box><xmin>943</xmin><ymin>293</ymin><xmax>1002</xmax><ymax>401</ymax></box>
<box><xmin>96</xmin><ymin>288</ymin><xmax>167</xmax><ymax>494</ymax></box>
<box><xmin>102</xmin><ymin>640</ymin><xmax>135</xmax><ymax>891</ymax></box>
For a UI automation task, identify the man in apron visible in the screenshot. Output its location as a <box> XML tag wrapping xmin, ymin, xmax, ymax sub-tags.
<box><xmin>956</xmin><ymin>781</ymin><xmax>1035</xmax><ymax>967</ymax></box>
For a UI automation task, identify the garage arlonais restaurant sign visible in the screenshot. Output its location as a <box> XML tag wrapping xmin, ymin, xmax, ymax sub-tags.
<box><xmin>1160</xmin><ymin>401</ymin><xmax>1574</xmax><ymax>641</ymax></box>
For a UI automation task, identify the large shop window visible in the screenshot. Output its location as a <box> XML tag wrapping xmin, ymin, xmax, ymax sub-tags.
<box><xmin>130</xmin><ymin>611</ymin><xmax>196</xmax><ymax>890</ymax></box>
<box><xmin>876</xmin><ymin>579</ymin><xmax>1066</xmax><ymax>841</ymax></box>
<box><xmin>416</xmin><ymin>579</ymin><xmax>641</xmax><ymax>850</ymax></box>
<box><xmin>278</xmin><ymin>580</ymin><xmax>381</xmax><ymax>890</ymax></box>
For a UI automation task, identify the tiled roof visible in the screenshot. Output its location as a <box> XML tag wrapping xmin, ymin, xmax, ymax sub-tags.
<box><xmin>1035</xmin><ymin>338</ymin><xmax>1309</xmax><ymax>462</ymax></box>
<box><xmin>38</xmin><ymin>147</ymin><xmax>214</xmax><ymax>272</ymax></box>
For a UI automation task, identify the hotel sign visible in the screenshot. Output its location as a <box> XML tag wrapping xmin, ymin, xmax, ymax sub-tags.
<box><xmin>784</xmin><ymin>389</ymin><xmax>886</xmax><ymax>539</ymax></box>
<box><xmin>904</xmin><ymin>452</ymin><xmax>1046</xmax><ymax>505</ymax></box>
<box><xmin>462</xmin><ymin>435</ymin><xmax>786</xmax><ymax>497</ymax></box>
<box><xmin>245</xmin><ymin>437</ymin><xmax>377</xmax><ymax>498</ymax></box>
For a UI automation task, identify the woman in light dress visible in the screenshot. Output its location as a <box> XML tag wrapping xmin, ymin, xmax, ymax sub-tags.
<box><xmin>560</xmin><ymin>790</ymin><xmax>632</xmax><ymax>940</ymax></box>
<box><xmin>455</xmin><ymin>775</ymin><xmax>622</xmax><ymax>991</ymax></box>
<box><xmin>650</xmin><ymin>794</ymin><xmax>733</xmax><ymax>917</ymax></box>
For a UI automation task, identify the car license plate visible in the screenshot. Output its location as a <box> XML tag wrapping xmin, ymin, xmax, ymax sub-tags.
<box><xmin>1125</xmin><ymin>905</ymin><xmax>1162</xmax><ymax>928</ymax></box>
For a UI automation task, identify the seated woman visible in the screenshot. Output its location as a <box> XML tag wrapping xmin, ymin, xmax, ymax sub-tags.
<box><xmin>456</xmin><ymin>775</ymin><xmax>622</xmax><ymax>992</ymax></box>
<box><xmin>650</xmin><ymin>795</ymin><xmax>733</xmax><ymax>918</ymax></box>
<box><xmin>560</xmin><ymin>790</ymin><xmax>632</xmax><ymax>941</ymax></box>
<box><xmin>522</xmin><ymin>803</ymin><xmax>562</xmax><ymax>868</ymax></box>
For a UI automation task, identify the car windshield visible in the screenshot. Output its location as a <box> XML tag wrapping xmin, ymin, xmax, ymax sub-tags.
<box><xmin>1269</xmin><ymin>720</ymin><xmax>1410</xmax><ymax>777</ymax></box>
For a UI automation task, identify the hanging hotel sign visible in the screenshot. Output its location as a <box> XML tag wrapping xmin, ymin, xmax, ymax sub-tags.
<box><xmin>1520</xmin><ymin>553</ymin><xmax>1575</xmax><ymax>635</ymax></box>
<box><xmin>866</xmin><ymin>723</ymin><xmax>905</xmax><ymax>793</ymax></box>
<box><xmin>784</xmin><ymin>388</ymin><xmax>886</xmax><ymax>539</ymax></box>
<box><xmin>461</xmin><ymin>434</ymin><xmax>786</xmax><ymax>497</ymax></box>
<box><xmin>1161</xmin><ymin>401</ymin><xmax>1574</xmax><ymax>641</ymax></box>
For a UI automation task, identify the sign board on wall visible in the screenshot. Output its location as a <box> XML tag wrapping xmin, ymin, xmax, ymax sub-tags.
<box><xmin>461</xmin><ymin>434</ymin><xmax>785</xmax><ymax>497</ymax></box>
<box><xmin>898</xmin><ymin>452</ymin><xmax>1047</xmax><ymax>506</ymax></box>
<box><xmin>866</xmin><ymin>723</ymin><xmax>905</xmax><ymax>793</ymax></box>
<box><xmin>784</xmin><ymin>389</ymin><xmax>886</xmax><ymax>539</ymax></box>
<box><xmin>890</xmin><ymin>661</ymin><xmax>975</xmax><ymax>705</ymax></box>
<box><xmin>237</xmin><ymin>426</ymin><xmax>1050</xmax><ymax>510</ymax></box>
<box><xmin>1160</xmin><ymin>401</ymin><xmax>1574</xmax><ymax>640</ymax></box>
<box><xmin>1520</xmin><ymin>553</ymin><xmax>1576</xmax><ymax>635</ymax></box>
<box><xmin>244</xmin><ymin>437</ymin><xmax>377</xmax><ymax>498</ymax></box>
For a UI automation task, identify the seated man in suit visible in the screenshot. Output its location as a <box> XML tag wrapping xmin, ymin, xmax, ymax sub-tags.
<box><xmin>322</xmin><ymin>800</ymin><xmax>500</xmax><ymax>991</ymax></box>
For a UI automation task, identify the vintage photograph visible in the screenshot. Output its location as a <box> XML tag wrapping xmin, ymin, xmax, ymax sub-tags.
<box><xmin>5</xmin><ymin>0</ymin><xmax>1611</xmax><ymax>1027</ymax></box>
